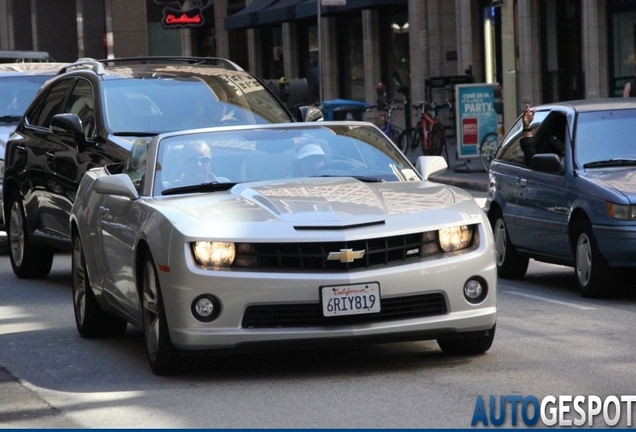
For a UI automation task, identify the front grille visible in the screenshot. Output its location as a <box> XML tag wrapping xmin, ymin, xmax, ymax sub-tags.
<box><xmin>233</xmin><ymin>231</ymin><xmax>442</xmax><ymax>272</ymax></box>
<box><xmin>242</xmin><ymin>293</ymin><xmax>448</xmax><ymax>328</ymax></box>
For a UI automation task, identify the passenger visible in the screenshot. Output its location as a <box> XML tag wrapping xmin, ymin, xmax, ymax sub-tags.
<box><xmin>296</xmin><ymin>143</ymin><xmax>326</xmax><ymax>176</ymax></box>
<box><xmin>623</xmin><ymin>65</ymin><xmax>636</xmax><ymax>98</ymax></box>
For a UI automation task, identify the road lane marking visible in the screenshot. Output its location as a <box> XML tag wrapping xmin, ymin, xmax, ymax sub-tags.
<box><xmin>503</xmin><ymin>290</ymin><xmax>597</xmax><ymax>310</ymax></box>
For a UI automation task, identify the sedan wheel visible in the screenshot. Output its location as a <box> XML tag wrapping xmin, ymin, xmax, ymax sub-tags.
<box><xmin>7</xmin><ymin>193</ymin><xmax>54</xmax><ymax>279</ymax></box>
<box><xmin>491</xmin><ymin>214</ymin><xmax>528</xmax><ymax>279</ymax></box>
<box><xmin>574</xmin><ymin>223</ymin><xmax>613</xmax><ymax>298</ymax></box>
<box><xmin>72</xmin><ymin>234</ymin><xmax>127</xmax><ymax>337</ymax></box>
<box><xmin>142</xmin><ymin>251</ymin><xmax>179</xmax><ymax>375</ymax></box>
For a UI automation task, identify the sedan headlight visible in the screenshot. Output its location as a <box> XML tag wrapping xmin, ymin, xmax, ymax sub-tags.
<box><xmin>438</xmin><ymin>225</ymin><xmax>474</xmax><ymax>252</ymax></box>
<box><xmin>606</xmin><ymin>202</ymin><xmax>636</xmax><ymax>220</ymax></box>
<box><xmin>192</xmin><ymin>241</ymin><xmax>235</xmax><ymax>269</ymax></box>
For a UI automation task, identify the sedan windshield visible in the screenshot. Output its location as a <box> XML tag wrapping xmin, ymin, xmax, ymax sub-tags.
<box><xmin>575</xmin><ymin>109</ymin><xmax>636</xmax><ymax>168</ymax></box>
<box><xmin>154</xmin><ymin>124</ymin><xmax>420</xmax><ymax>196</ymax></box>
<box><xmin>103</xmin><ymin>71</ymin><xmax>291</xmax><ymax>134</ymax></box>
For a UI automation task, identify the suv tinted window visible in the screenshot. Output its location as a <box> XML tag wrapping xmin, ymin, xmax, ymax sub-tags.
<box><xmin>27</xmin><ymin>78</ymin><xmax>75</xmax><ymax>128</ymax></box>
<box><xmin>65</xmin><ymin>78</ymin><xmax>95</xmax><ymax>139</ymax></box>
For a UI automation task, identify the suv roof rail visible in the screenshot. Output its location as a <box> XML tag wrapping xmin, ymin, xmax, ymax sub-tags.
<box><xmin>57</xmin><ymin>58</ymin><xmax>105</xmax><ymax>75</ymax></box>
<box><xmin>96</xmin><ymin>56</ymin><xmax>244</xmax><ymax>71</ymax></box>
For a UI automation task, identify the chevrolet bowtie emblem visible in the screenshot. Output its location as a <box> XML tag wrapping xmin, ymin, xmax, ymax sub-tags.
<box><xmin>327</xmin><ymin>249</ymin><xmax>365</xmax><ymax>263</ymax></box>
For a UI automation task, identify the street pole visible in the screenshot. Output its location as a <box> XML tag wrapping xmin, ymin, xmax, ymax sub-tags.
<box><xmin>317</xmin><ymin>0</ymin><xmax>323</xmax><ymax>105</ymax></box>
<box><xmin>501</xmin><ymin>0</ymin><xmax>517</xmax><ymax>131</ymax></box>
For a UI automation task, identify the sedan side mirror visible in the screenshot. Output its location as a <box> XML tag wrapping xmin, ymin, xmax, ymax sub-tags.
<box><xmin>295</xmin><ymin>106</ymin><xmax>324</xmax><ymax>122</ymax></box>
<box><xmin>530</xmin><ymin>153</ymin><xmax>564</xmax><ymax>174</ymax></box>
<box><xmin>94</xmin><ymin>173</ymin><xmax>139</xmax><ymax>200</ymax></box>
<box><xmin>51</xmin><ymin>113</ymin><xmax>85</xmax><ymax>151</ymax></box>
<box><xmin>415</xmin><ymin>155</ymin><xmax>448</xmax><ymax>180</ymax></box>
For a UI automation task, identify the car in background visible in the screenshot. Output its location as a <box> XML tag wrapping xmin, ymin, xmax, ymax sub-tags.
<box><xmin>0</xmin><ymin>62</ymin><xmax>67</xmax><ymax>231</ymax></box>
<box><xmin>3</xmin><ymin>56</ymin><xmax>320</xmax><ymax>279</ymax></box>
<box><xmin>70</xmin><ymin>121</ymin><xmax>497</xmax><ymax>375</ymax></box>
<box><xmin>485</xmin><ymin>98</ymin><xmax>636</xmax><ymax>298</ymax></box>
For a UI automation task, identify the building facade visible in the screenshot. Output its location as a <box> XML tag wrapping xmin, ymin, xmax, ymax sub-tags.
<box><xmin>1</xmin><ymin>0</ymin><xmax>635</xmax><ymax>129</ymax></box>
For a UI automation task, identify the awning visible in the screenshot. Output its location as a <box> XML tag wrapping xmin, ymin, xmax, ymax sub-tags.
<box><xmin>256</xmin><ymin>0</ymin><xmax>304</xmax><ymax>26</ymax></box>
<box><xmin>225</xmin><ymin>0</ymin><xmax>280</xmax><ymax>30</ymax></box>
<box><xmin>296</xmin><ymin>0</ymin><xmax>406</xmax><ymax>19</ymax></box>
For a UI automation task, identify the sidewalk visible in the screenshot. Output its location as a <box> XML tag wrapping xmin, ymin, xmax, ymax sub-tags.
<box><xmin>405</xmin><ymin>140</ymin><xmax>489</xmax><ymax>192</ymax></box>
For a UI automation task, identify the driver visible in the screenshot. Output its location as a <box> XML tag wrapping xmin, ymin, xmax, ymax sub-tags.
<box><xmin>178</xmin><ymin>140</ymin><xmax>223</xmax><ymax>184</ymax></box>
<box><xmin>296</xmin><ymin>143</ymin><xmax>326</xmax><ymax>176</ymax></box>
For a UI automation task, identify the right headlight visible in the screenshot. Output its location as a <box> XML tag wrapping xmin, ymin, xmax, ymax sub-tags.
<box><xmin>192</xmin><ymin>241</ymin><xmax>236</xmax><ymax>269</ymax></box>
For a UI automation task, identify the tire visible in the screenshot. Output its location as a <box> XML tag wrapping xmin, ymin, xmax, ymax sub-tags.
<box><xmin>141</xmin><ymin>251</ymin><xmax>180</xmax><ymax>375</ymax></box>
<box><xmin>388</xmin><ymin>126</ymin><xmax>403</xmax><ymax>146</ymax></box>
<box><xmin>430</xmin><ymin>122</ymin><xmax>446</xmax><ymax>157</ymax></box>
<box><xmin>573</xmin><ymin>221</ymin><xmax>614</xmax><ymax>298</ymax></box>
<box><xmin>411</xmin><ymin>127</ymin><xmax>423</xmax><ymax>153</ymax></box>
<box><xmin>438</xmin><ymin>324</ymin><xmax>496</xmax><ymax>355</ymax></box>
<box><xmin>72</xmin><ymin>233</ymin><xmax>128</xmax><ymax>338</ymax></box>
<box><xmin>479</xmin><ymin>132</ymin><xmax>499</xmax><ymax>172</ymax></box>
<box><xmin>396</xmin><ymin>128</ymin><xmax>413</xmax><ymax>153</ymax></box>
<box><xmin>490</xmin><ymin>211</ymin><xmax>529</xmax><ymax>279</ymax></box>
<box><xmin>7</xmin><ymin>192</ymin><xmax>54</xmax><ymax>279</ymax></box>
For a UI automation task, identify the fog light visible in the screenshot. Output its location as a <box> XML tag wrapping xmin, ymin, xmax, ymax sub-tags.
<box><xmin>463</xmin><ymin>278</ymin><xmax>487</xmax><ymax>304</ymax></box>
<box><xmin>191</xmin><ymin>295</ymin><xmax>221</xmax><ymax>322</ymax></box>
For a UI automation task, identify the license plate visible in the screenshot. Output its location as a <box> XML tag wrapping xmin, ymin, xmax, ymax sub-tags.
<box><xmin>321</xmin><ymin>282</ymin><xmax>381</xmax><ymax>317</ymax></box>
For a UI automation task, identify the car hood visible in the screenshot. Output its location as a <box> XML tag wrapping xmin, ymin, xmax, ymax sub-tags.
<box><xmin>158</xmin><ymin>178</ymin><xmax>481</xmax><ymax>240</ymax></box>
<box><xmin>582</xmin><ymin>168</ymin><xmax>636</xmax><ymax>203</ymax></box>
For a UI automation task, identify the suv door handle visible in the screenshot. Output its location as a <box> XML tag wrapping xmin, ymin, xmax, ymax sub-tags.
<box><xmin>519</xmin><ymin>178</ymin><xmax>527</xmax><ymax>188</ymax></box>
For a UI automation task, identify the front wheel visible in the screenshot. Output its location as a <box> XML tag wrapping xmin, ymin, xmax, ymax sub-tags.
<box><xmin>438</xmin><ymin>324</ymin><xmax>496</xmax><ymax>355</ymax></box>
<box><xmin>7</xmin><ymin>192</ymin><xmax>54</xmax><ymax>278</ymax></box>
<box><xmin>491</xmin><ymin>211</ymin><xmax>529</xmax><ymax>279</ymax></box>
<box><xmin>141</xmin><ymin>251</ymin><xmax>180</xmax><ymax>375</ymax></box>
<box><xmin>396</xmin><ymin>128</ymin><xmax>412</xmax><ymax>153</ymax></box>
<box><xmin>573</xmin><ymin>221</ymin><xmax>615</xmax><ymax>298</ymax></box>
<box><xmin>479</xmin><ymin>132</ymin><xmax>499</xmax><ymax>172</ymax></box>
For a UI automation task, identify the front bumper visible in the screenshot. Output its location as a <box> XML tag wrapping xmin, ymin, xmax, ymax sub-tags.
<box><xmin>594</xmin><ymin>224</ymin><xmax>636</xmax><ymax>268</ymax></box>
<box><xmin>159</xmin><ymin>224</ymin><xmax>498</xmax><ymax>351</ymax></box>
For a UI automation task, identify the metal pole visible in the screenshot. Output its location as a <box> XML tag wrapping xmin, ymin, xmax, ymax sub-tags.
<box><xmin>317</xmin><ymin>0</ymin><xmax>323</xmax><ymax>105</ymax></box>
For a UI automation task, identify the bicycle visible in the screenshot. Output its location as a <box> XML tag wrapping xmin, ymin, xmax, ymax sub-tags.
<box><xmin>397</xmin><ymin>100</ymin><xmax>451</xmax><ymax>163</ymax></box>
<box><xmin>368</xmin><ymin>99</ymin><xmax>403</xmax><ymax>146</ymax></box>
<box><xmin>478</xmin><ymin>131</ymin><xmax>499</xmax><ymax>172</ymax></box>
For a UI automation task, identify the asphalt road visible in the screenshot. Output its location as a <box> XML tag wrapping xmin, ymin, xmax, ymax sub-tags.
<box><xmin>1</xmin><ymin>226</ymin><xmax>636</xmax><ymax>428</ymax></box>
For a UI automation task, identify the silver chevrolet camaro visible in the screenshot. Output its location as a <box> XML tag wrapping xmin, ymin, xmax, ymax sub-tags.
<box><xmin>70</xmin><ymin>121</ymin><xmax>497</xmax><ymax>375</ymax></box>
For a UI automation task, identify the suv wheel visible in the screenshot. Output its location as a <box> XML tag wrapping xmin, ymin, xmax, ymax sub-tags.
<box><xmin>7</xmin><ymin>192</ymin><xmax>54</xmax><ymax>278</ymax></box>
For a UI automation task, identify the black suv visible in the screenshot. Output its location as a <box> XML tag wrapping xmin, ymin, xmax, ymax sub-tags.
<box><xmin>3</xmin><ymin>56</ymin><xmax>319</xmax><ymax>278</ymax></box>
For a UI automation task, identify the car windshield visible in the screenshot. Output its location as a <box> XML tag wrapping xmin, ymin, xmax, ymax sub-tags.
<box><xmin>102</xmin><ymin>70</ymin><xmax>291</xmax><ymax>134</ymax></box>
<box><xmin>575</xmin><ymin>109</ymin><xmax>636</xmax><ymax>168</ymax></box>
<box><xmin>0</xmin><ymin>75</ymin><xmax>51</xmax><ymax>122</ymax></box>
<box><xmin>153</xmin><ymin>124</ymin><xmax>420</xmax><ymax>196</ymax></box>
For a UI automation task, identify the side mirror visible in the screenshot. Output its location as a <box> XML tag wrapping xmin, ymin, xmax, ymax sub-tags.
<box><xmin>51</xmin><ymin>113</ymin><xmax>85</xmax><ymax>151</ymax></box>
<box><xmin>415</xmin><ymin>155</ymin><xmax>448</xmax><ymax>180</ymax></box>
<box><xmin>94</xmin><ymin>173</ymin><xmax>139</xmax><ymax>200</ymax></box>
<box><xmin>295</xmin><ymin>106</ymin><xmax>324</xmax><ymax>122</ymax></box>
<box><xmin>530</xmin><ymin>153</ymin><xmax>564</xmax><ymax>174</ymax></box>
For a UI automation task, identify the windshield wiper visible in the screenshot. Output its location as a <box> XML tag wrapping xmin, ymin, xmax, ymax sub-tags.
<box><xmin>0</xmin><ymin>115</ymin><xmax>21</xmax><ymax>123</ymax></box>
<box><xmin>583</xmin><ymin>158</ymin><xmax>636</xmax><ymax>168</ymax></box>
<box><xmin>162</xmin><ymin>181</ymin><xmax>237</xmax><ymax>196</ymax></box>
<box><xmin>311</xmin><ymin>175</ymin><xmax>385</xmax><ymax>182</ymax></box>
<box><xmin>113</xmin><ymin>132</ymin><xmax>159</xmax><ymax>137</ymax></box>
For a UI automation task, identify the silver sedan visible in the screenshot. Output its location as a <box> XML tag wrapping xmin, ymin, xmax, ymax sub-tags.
<box><xmin>70</xmin><ymin>121</ymin><xmax>497</xmax><ymax>375</ymax></box>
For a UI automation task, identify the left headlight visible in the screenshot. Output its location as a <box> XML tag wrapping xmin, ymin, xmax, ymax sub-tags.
<box><xmin>438</xmin><ymin>225</ymin><xmax>474</xmax><ymax>252</ymax></box>
<box><xmin>606</xmin><ymin>202</ymin><xmax>636</xmax><ymax>220</ymax></box>
<box><xmin>192</xmin><ymin>241</ymin><xmax>235</xmax><ymax>269</ymax></box>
